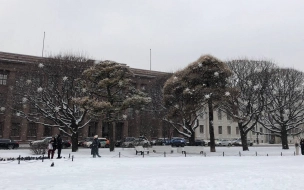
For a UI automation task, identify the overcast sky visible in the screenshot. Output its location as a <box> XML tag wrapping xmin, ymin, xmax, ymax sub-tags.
<box><xmin>0</xmin><ymin>0</ymin><xmax>303</xmax><ymax>72</ymax></box>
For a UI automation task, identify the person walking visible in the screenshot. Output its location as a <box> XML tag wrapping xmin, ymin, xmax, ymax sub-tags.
<box><xmin>48</xmin><ymin>137</ymin><xmax>56</xmax><ymax>159</ymax></box>
<box><xmin>56</xmin><ymin>134</ymin><xmax>63</xmax><ymax>159</ymax></box>
<box><xmin>91</xmin><ymin>135</ymin><xmax>101</xmax><ymax>158</ymax></box>
<box><xmin>300</xmin><ymin>139</ymin><xmax>304</xmax><ymax>155</ymax></box>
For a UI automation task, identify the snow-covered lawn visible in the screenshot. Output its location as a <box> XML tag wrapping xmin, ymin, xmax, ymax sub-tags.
<box><xmin>1</xmin><ymin>146</ymin><xmax>303</xmax><ymax>190</ymax></box>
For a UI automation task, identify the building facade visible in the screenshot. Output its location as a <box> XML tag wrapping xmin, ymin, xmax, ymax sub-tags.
<box><xmin>0</xmin><ymin>51</ymin><xmax>170</xmax><ymax>142</ymax></box>
<box><xmin>0</xmin><ymin>51</ymin><xmax>300</xmax><ymax>144</ymax></box>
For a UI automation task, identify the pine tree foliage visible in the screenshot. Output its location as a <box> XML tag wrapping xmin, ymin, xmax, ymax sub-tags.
<box><xmin>163</xmin><ymin>55</ymin><xmax>232</xmax><ymax>146</ymax></box>
<box><xmin>76</xmin><ymin>60</ymin><xmax>151</xmax><ymax>150</ymax></box>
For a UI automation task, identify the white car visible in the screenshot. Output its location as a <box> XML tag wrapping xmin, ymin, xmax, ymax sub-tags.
<box><xmin>220</xmin><ymin>139</ymin><xmax>233</xmax><ymax>146</ymax></box>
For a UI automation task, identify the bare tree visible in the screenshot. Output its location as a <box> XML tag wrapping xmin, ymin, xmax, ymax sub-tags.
<box><xmin>259</xmin><ymin>68</ymin><xmax>304</xmax><ymax>149</ymax></box>
<box><xmin>14</xmin><ymin>54</ymin><xmax>91</xmax><ymax>152</ymax></box>
<box><xmin>163</xmin><ymin>55</ymin><xmax>232</xmax><ymax>152</ymax></box>
<box><xmin>223</xmin><ymin>59</ymin><xmax>275</xmax><ymax>151</ymax></box>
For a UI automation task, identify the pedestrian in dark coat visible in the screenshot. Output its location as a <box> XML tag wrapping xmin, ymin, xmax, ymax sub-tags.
<box><xmin>56</xmin><ymin>134</ymin><xmax>63</xmax><ymax>159</ymax></box>
<box><xmin>300</xmin><ymin>139</ymin><xmax>304</xmax><ymax>155</ymax></box>
<box><xmin>91</xmin><ymin>135</ymin><xmax>101</xmax><ymax>158</ymax></box>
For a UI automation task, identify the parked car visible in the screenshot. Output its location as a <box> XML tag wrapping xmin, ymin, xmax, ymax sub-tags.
<box><xmin>88</xmin><ymin>138</ymin><xmax>110</xmax><ymax>148</ymax></box>
<box><xmin>115</xmin><ymin>140</ymin><xmax>122</xmax><ymax>147</ymax></box>
<box><xmin>0</xmin><ymin>139</ymin><xmax>19</xmax><ymax>149</ymax></box>
<box><xmin>186</xmin><ymin>139</ymin><xmax>206</xmax><ymax>146</ymax></box>
<box><xmin>232</xmin><ymin>139</ymin><xmax>253</xmax><ymax>146</ymax></box>
<box><xmin>30</xmin><ymin>137</ymin><xmax>71</xmax><ymax>149</ymax></box>
<box><xmin>154</xmin><ymin>138</ymin><xmax>171</xmax><ymax>146</ymax></box>
<box><xmin>171</xmin><ymin>138</ymin><xmax>186</xmax><ymax>147</ymax></box>
<box><xmin>215</xmin><ymin>139</ymin><xmax>223</xmax><ymax>146</ymax></box>
<box><xmin>132</xmin><ymin>138</ymin><xmax>150</xmax><ymax>147</ymax></box>
<box><xmin>121</xmin><ymin>137</ymin><xmax>136</xmax><ymax>148</ymax></box>
<box><xmin>220</xmin><ymin>139</ymin><xmax>233</xmax><ymax>146</ymax></box>
<box><xmin>206</xmin><ymin>139</ymin><xmax>222</xmax><ymax>146</ymax></box>
<box><xmin>81</xmin><ymin>137</ymin><xmax>94</xmax><ymax>148</ymax></box>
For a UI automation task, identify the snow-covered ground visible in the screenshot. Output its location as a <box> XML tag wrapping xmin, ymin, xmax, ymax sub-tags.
<box><xmin>1</xmin><ymin>146</ymin><xmax>303</xmax><ymax>190</ymax></box>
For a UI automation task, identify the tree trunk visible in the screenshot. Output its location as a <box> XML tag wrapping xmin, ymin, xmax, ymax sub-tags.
<box><xmin>71</xmin><ymin>131</ymin><xmax>79</xmax><ymax>152</ymax></box>
<box><xmin>239</xmin><ymin>123</ymin><xmax>249</xmax><ymax>151</ymax></box>
<box><xmin>189</xmin><ymin>131</ymin><xmax>195</xmax><ymax>146</ymax></box>
<box><xmin>108</xmin><ymin>122</ymin><xmax>115</xmax><ymax>151</ymax></box>
<box><xmin>208</xmin><ymin>99</ymin><xmax>216</xmax><ymax>152</ymax></box>
<box><xmin>281</xmin><ymin>128</ymin><xmax>289</xmax><ymax>149</ymax></box>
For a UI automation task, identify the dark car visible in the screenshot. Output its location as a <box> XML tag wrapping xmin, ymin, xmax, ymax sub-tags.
<box><xmin>171</xmin><ymin>138</ymin><xmax>186</xmax><ymax>147</ymax></box>
<box><xmin>186</xmin><ymin>139</ymin><xmax>205</xmax><ymax>146</ymax></box>
<box><xmin>0</xmin><ymin>139</ymin><xmax>19</xmax><ymax>149</ymax></box>
<box><xmin>232</xmin><ymin>139</ymin><xmax>253</xmax><ymax>146</ymax></box>
<box><xmin>155</xmin><ymin>138</ymin><xmax>171</xmax><ymax>146</ymax></box>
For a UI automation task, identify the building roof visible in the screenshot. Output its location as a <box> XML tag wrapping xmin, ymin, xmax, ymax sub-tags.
<box><xmin>0</xmin><ymin>51</ymin><xmax>170</xmax><ymax>77</ymax></box>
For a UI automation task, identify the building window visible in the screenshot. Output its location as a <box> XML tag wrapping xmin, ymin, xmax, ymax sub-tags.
<box><xmin>227</xmin><ymin>113</ymin><xmax>231</xmax><ymax>120</ymax></box>
<box><xmin>218</xmin><ymin>109</ymin><xmax>222</xmax><ymax>120</ymax></box>
<box><xmin>11</xmin><ymin>123</ymin><xmax>20</xmax><ymax>136</ymax></box>
<box><xmin>127</xmin><ymin>108</ymin><xmax>134</xmax><ymax>118</ymax></box>
<box><xmin>0</xmin><ymin>71</ymin><xmax>8</xmax><ymax>85</ymax></box>
<box><xmin>260</xmin><ymin>127</ymin><xmax>263</xmax><ymax>133</ymax></box>
<box><xmin>0</xmin><ymin>122</ymin><xmax>3</xmax><ymax>137</ymax></box>
<box><xmin>218</xmin><ymin>126</ymin><xmax>222</xmax><ymax>134</ymax></box>
<box><xmin>236</xmin><ymin>127</ymin><xmax>239</xmax><ymax>135</ymax></box>
<box><xmin>44</xmin><ymin>126</ymin><xmax>52</xmax><ymax>137</ymax></box>
<box><xmin>0</xmin><ymin>93</ymin><xmax>5</xmax><ymax>105</ymax></box>
<box><xmin>88</xmin><ymin>122</ymin><xmax>98</xmax><ymax>137</ymax></box>
<box><xmin>27</xmin><ymin>123</ymin><xmax>37</xmax><ymax>137</ymax></box>
<box><xmin>227</xmin><ymin>126</ymin><xmax>231</xmax><ymax>135</ymax></box>
<box><xmin>200</xmin><ymin>125</ymin><xmax>204</xmax><ymax>133</ymax></box>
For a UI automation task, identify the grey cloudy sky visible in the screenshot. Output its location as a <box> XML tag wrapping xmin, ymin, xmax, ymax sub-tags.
<box><xmin>0</xmin><ymin>0</ymin><xmax>303</xmax><ymax>72</ymax></box>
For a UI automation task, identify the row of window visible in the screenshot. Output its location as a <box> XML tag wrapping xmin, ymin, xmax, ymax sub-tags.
<box><xmin>0</xmin><ymin>122</ymin><xmax>98</xmax><ymax>138</ymax></box>
<box><xmin>200</xmin><ymin>125</ymin><xmax>268</xmax><ymax>135</ymax></box>
<box><xmin>199</xmin><ymin>125</ymin><xmax>239</xmax><ymax>135</ymax></box>
<box><xmin>0</xmin><ymin>71</ymin><xmax>8</xmax><ymax>85</ymax></box>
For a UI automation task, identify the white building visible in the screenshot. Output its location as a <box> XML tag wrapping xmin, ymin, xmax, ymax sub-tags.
<box><xmin>195</xmin><ymin>109</ymin><xmax>302</xmax><ymax>144</ymax></box>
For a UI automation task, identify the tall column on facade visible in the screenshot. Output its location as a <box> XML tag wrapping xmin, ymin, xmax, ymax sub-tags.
<box><xmin>97</xmin><ymin>121</ymin><xmax>102</xmax><ymax>137</ymax></box>
<box><xmin>123</xmin><ymin>120</ymin><xmax>129</xmax><ymax>138</ymax></box>
<box><xmin>3</xmin><ymin>71</ymin><xmax>16</xmax><ymax>139</ymax></box>
<box><xmin>36</xmin><ymin>119</ymin><xmax>45</xmax><ymax>139</ymax></box>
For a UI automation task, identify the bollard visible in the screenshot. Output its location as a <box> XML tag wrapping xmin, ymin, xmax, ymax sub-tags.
<box><xmin>281</xmin><ymin>152</ymin><xmax>282</xmax><ymax>156</ymax></box>
<box><xmin>204</xmin><ymin>152</ymin><xmax>206</xmax><ymax>157</ymax></box>
<box><xmin>239</xmin><ymin>151</ymin><xmax>241</xmax><ymax>157</ymax></box>
<box><xmin>143</xmin><ymin>151</ymin><xmax>144</xmax><ymax>158</ymax></box>
<box><xmin>256</xmin><ymin>151</ymin><xmax>257</xmax><ymax>156</ymax></box>
<box><xmin>185</xmin><ymin>152</ymin><xmax>187</xmax><ymax>157</ymax></box>
<box><xmin>69</xmin><ymin>154</ymin><xmax>70</xmax><ymax>158</ymax></box>
<box><xmin>267</xmin><ymin>154</ymin><xmax>268</xmax><ymax>156</ymax></box>
<box><xmin>72</xmin><ymin>155</ymin><xmax>74</xmax><ymax>161</ymax></box>
<box><xmin>223</xmin><ymin>152</ymin><xmax>224</xmax><ymax>157</ymax></box>
<box><xmin>294</xmin><ymin>151</ymin><xmax>296</xmax><ymax>156</ymax></box>
<box><xmin>18</xmin><ymin>155</ymin><xmax>20</xmax><ymax>164</ymax></box>
<box><xmin>42</xmin><ymin>155</ymin><xmax>44</xmax><ymax>162</ymax></box>
<box><xmin>164</xmin><ymin>152</ymin><xmax>166</xmax><ymax>157</ymax></box>
<box><xmin>119</xmin><ymin>152</ymin><xmax>121</xmax><ymax>158</ymax></box>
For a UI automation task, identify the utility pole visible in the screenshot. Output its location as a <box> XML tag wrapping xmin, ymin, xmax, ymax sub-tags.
<box><xmin>150</xmin><ymin>49</ymin><xmax>151</xmax><ymax>71</ymax></box>
<box><xmin>42</xmin><ymin>32</ymin><xmax>45</xmax><ymax>57</ymax></box>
